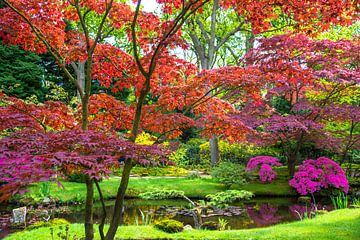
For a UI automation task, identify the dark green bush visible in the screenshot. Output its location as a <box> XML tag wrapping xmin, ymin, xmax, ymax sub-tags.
<box><xmin>154</xmin><ymin>219</ymin><xmax>184</xmax><ymax>233</ymax></box>
<box><xmin>211</xmin><ymin>162</ymin><xmax>252</xmax><ymax>188</ymax></box>
<box><xmin>169</xmin><ymin>138</ymin><xmax>208</xmax><ymax>167</ymax></box>
<box><xmin>66</xmin><ymin>173</ymin><xmax>87</xmax><ymax>183</ymax></box>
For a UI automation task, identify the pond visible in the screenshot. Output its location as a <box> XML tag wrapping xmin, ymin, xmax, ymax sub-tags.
<box><xmin>56</xmin><ymin>197</ymin><xmax>333</xmax><ymax>229</ymax></box>
<box><xmin>0</xmin><ymin>198</ymin><xmax>332</xmax><ymax>238</ymax></box>
<box><xmin>0</xmin><ymin>197</ymin><xmax>334</xmax><ymax>238</ymax></box>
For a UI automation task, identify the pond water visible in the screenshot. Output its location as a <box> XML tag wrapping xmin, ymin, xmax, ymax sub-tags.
<box><xmin>55</xmin><ymin>197</ymin><xmax>333</xmax><ymax>229</ymax></box>
<box><xmin>0</xmin><ymin>197</ymin><xmax>334</xmax><ymax>238</ymax></box>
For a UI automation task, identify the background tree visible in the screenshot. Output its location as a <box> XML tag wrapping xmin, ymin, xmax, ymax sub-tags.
<box><xmin>181</xmin><ymin>0</ymin><xmax>358</xmax><ymax>166</ymax></box>
<box><xmin>0</xmin><ymin>42</ymin><xmax>46</xmax><ymax>101</ymax></box>
<box><xmin>243</xmin><ymin>34</ymin><xmax>360</xmax><ymax>176</ymax></box>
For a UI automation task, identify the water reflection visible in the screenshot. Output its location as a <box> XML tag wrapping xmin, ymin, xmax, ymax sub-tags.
<box><xmin>247</xmin><ymin>204</ymin><xmax>283</xmax><ymax>227</ymax></box>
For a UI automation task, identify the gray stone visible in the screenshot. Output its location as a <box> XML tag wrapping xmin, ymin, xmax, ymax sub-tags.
<box><xmin>183</xmin><ymin>224</ymin><xmax>193</xmax><ymax>231</ymax></box>
<box><xmin>12</xmin><ymin>207</ymin><xmax>27</xmax><ymax>224</ymax></box>
<box><xmin>43</xmin><ymin>197</ymin><xmax>51</xmax><ymax>204</ymax></box>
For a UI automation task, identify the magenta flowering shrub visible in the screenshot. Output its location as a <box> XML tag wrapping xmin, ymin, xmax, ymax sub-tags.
<box><xmin>289</xmin><ymin>157</ymin><xmax>349</xmax><ymax>195</ymax></box>
<box><xmin>246</xmin><ymin>156</ymin><xmax>282</xmax><ymax>183</ymax></box>
<box><xmin>259</xmin><ymin>164</ymin><xmax>277</xmax><ymax>182</ymax></box>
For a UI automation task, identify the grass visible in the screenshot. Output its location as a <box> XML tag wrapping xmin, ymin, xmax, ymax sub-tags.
<box><xmin>18</xmin><ymin>175</ymin><xmax>295</xmax><ymax>204</ymax></box>
<box><xmin>5</xmin><ymin>209</ymin><xmax>360</xmax><ymax>240</ymax></box>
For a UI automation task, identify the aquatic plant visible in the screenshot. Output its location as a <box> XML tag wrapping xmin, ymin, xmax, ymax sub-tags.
<box><xmin>331</xmin><ymin>192</ymin><xmax>348</xmax><ymax>209</ymax></box>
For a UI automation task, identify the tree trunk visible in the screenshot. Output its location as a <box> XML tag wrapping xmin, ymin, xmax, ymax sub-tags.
<box><xmin>82</xmin><ymin>100</ymin><xmax>93</xmax><ymax>240</ymax></box>
<box><xmin>288</xmin><ymin>154</ymin><xmax>296</xmax><ymax>177</ymax></box>
<box><xmin>81</xmin><ymin>71</ymin><xmax>93</xmax><ymax>239</ymax></box>
<box><xmin>105</xmin><ymin>158</ymin><xmax>133</xmax><ymax>240</ymax></box>
<box><xmin>210</xmin><ymin>135</ymin><xmax>220</xmax><ymax>166</ymax></box>
<box><xmin>77</xmin><ymin>61</ymin><xmax>85</xmax><ymax>100</ymax></box>
<box><xmin>84</xmin><ymin>177</ymin><xmax>94</xmax><ymax>240</ymax></box>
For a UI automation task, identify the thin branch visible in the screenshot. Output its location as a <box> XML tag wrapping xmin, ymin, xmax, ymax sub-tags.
<box><xmin>195</xmin><ymin>16</ymin><xmax>210</xmax><ymax>42</ymax></box>
<box><xmin>148</xmin><ymin>0</ymin><xmax>209</xmax><ymax>77</ymax></box>
<box><xmin>90</xmin><ymin>0</ymin><xmax>114</xmax><ymax>54</ymax></box>
<box><xmin>73</xmin><ymin>0</ymin><xmax>91</xmax><ymax>50</ymax></box>
<box><xmin>131</xmin><ymin>0</ymin><xmax>148</xmax><ymax>77</ymax></box>
<box><xmin>215</xmin><ymin>22</ymin><xmax>245</xmax><ymax>51</ymax></box>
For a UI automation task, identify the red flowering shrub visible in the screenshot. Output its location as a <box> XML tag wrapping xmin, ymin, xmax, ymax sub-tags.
<box><xmin>246</xmin><ymin>156</ymin><xmax>282</xmax><ymax>183</ymax></box>
<box><xmin>289</xmin><ymin>157</ymin><xmax>349</xmax><ymax>195</ymax></box>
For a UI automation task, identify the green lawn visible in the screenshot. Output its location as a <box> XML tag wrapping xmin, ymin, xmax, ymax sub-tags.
<box><xmin>5</xmin><ymin>209</ymin><xmax>360</xmax><ymax>240</ymax></box>
<box><xmin>19</xmin><ymin>176</ymin><xmax>295</xmax><ymax>204</ymax></box>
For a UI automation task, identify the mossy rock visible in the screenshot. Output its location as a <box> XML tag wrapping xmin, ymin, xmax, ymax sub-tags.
<box><xmin>154</xmin><ymin>219</ymin><xmax>184</xmax><ymax>233</ymax></box>
<box><xmin>200</xmin><ymin>221</ymin><xmax>219</xmax><ymax>230</ymax></box>
<box><xmin>26</xmin><ymin>218</ymin><xmax>70</xmax><ymax>231</ymax></box>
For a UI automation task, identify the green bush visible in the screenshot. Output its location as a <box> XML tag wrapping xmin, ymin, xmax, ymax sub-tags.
<box><xmin>206</xmin><ymin>190</ymin><xmax>254</xmax><ymax>208</ymax></box>
<box><xmin>66</xmin><ymin>173</ymin><xmax>87</xmax><ymax>183</ymax></box>
<box><xmin>154</xmin><ymin>219</ymin><xmax>184</xmax><ymax>233</ymax></box>
<box><xmin>169</xmin><ymin>138</ymin><xmax>207</xmax><ymax>167</ymax></box>
<box><xmin>26</xmin><ymin>218</ymin><xmax>70</xmax><ymax>231</ymax></box>
<box><xmin>114</xmin><ymin>166</ymin><xmax>189</xmax><ymax>177</ymax></box>
<box><xmin>211</xmin><ymin>162</ymin><xmax>252</xmax><ymax>188</ymax></box>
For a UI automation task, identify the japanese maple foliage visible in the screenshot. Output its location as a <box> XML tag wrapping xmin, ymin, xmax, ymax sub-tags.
<box><xmin>221</xmin><ymin>0</ymin><xmax>357</xmax><ymax>34</ymax></box>
<box><xmin>0</xmin><ymin>128</ymin><xmax>170</xmax><ymax>201</ymax></box>
<box><xmin>0</xmin><ymin>153</ymin><xmax>53</xmax><ymax>202</ymax></box>
<box><xmin>0</xmin><ymin>93</ymin><xmax>76</xmax><ymax>132</ymax></box>
<box><xmin>0</xmin><ymin>93</ymin><xmax>170</xmax><ymax>202</ymax></box>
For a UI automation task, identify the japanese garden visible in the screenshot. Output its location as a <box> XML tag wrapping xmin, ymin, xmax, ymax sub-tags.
<box><xmin>0</xmin><ymin>0</ymin><xmax>359</xmax><ymax>239</ymax></box>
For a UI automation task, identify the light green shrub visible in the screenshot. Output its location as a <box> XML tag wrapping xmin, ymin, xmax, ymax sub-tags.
<box><xmin>139</xmin><ymin>189</ymin><xmax>185</xmax><ymax>200</ymax></box>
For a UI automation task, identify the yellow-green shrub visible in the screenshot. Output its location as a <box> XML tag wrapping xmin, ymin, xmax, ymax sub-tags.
<box><xmin>26</xmin><ymin>218</ymin><xmax>69</xmax><ymax>231</ymax></box>
<box><xmin>199</xmin><ymin>140</ymin><xmax>282</xmax><ymax>165</ymax></box>
<box><xmin>135</xmin><ymin>132</ymin><xmax>155</xmax><ymax>145</ymax></box>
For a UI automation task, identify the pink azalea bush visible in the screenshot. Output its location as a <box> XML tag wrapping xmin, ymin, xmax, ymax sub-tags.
<box><xmin>246</xmin><ymin>156</ymin><xmax>282</xmax><ymax>183</ymax></box>
<box><xmin>259</xmin><ymin>164</ymin><xmax>277</xmax><ymax>182</ymax></box>
<box><xmin>289</xmin><ymin>157</ymin><xmax>349</xmax><ymax>195</ymax></box>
